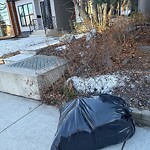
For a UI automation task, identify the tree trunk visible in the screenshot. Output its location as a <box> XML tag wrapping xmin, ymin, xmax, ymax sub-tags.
<box><xmin>118</xmin><ymin>0</ymin><xmax>122</xmax><ymax>15</ymax></box>
<box><xmin>80</xmin><ymin>0</ymin><xmax>90</xmax><ymax>21</ymax></box>
<box><xmin>72</xmin><ymin>0</ymin><xmax>90</xmax><ymax>21</ymax></box>
<box><xmin>97</xmin><ymin>4</ymin><xmax>103</xmax><ymax>25</ymax></box>
<box><xmin>108</xmin><ymin>5</ymin><xmax>115</xmax><ymax>17</ymax></box>
<box><xmin>113</xmin><ymin>1</ymin><xmax>118</xmax><ymax>15</ymax></box>
<box><xmin>103</xmin><ymin>3</ymin><xmax>109</xmax><ymax>26</ymax></box>
<box><xmin>91</xmin><ymin>0</ymin><xmax>99</xmax><ymax>23</ymax></box>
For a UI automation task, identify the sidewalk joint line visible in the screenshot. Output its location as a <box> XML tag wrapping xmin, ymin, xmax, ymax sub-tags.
<box><xmin>0</xmin><ymin>103</ymin><xmax>43</xmax><ymax>134</ymax></box>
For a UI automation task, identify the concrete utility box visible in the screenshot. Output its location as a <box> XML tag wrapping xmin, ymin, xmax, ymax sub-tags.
<box><xmin>0</xmin><ymin>55</ymin><xmax>69</xmax><ymax>100</ymax></box>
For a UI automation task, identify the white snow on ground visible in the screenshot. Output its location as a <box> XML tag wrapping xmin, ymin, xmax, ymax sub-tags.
<box><xmin>75</xmin><ymin>33</ymin><xmax>85</xmax><ymax>39</ymax></box>
<box><xmin>68</xmin><ymin>74</ymin><xmax>125</xmax><ymax>94</ymax></box>
<box><xmin>55</xmin><ymin>45</ymin><xmax>67</xmax><ymax>51</ymax></box>
<box><xmin>0</xmin><ymin>36</ymin><xmax>59</xmax><ymax>57</ymax></box>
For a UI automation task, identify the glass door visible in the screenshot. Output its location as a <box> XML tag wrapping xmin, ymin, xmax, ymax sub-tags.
<box><xmin>40</xmin><ymin>0</ymin><xmax>53</xmax><ymax>29</ymax></box>
<box><xmin>40</xmin><ymin>1</ymin><xmax>46</xmax><ymax>29</ymax></box>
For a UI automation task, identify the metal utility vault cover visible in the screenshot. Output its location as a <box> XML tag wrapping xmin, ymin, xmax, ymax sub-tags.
<box><xmin>8</xmin><ymin>55</ymin><xmax>67</xmax><ymax>71</ymax></box>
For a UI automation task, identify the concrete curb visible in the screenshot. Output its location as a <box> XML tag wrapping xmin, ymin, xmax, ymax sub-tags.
<box><xmin>131</xmin><ymin>108</ymin><xmax>150</xmax><ymax>127</ymax></box>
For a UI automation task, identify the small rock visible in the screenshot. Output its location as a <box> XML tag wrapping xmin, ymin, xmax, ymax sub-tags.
<box><xmin>55</xmin><ymin>45</ymin><xmax>67</xmax><ymax>51</ymax></box>
<box><xmin>86</xmin><ymin>32</ymin><xmax>92</xmax><ymax>41</ymax></box>
<box><xmin>86</xmin><ymin>29</ymin><xmax>97</xmax><ymax>41</ymax></box>
<box><xmin>138</xmin><ymin>101</ymin><xmax>143</xmax><ymax>107</ymax></box>
<box><xmin>122</xmin><ymin>58</ymin><xmax>129</xmax><ymax>65</ymax></box>
<box><xmin>86</xmin><ymin>45</ymin><xmax>90</xmax><ymax>48</ymax></box>
<box><xmin>60</xmin><ymin>34</ymin><xmax>76</xmax><ymax>43</ymax></box>
<box><xmin>138</xmin><ymin>45</ymin><xmax>150</xmax><ymax>53</ymax></box>
<box><xmin>91</xmin><ymin>29</ymin><xmax>96</xmax><ymax>36</ymax></box>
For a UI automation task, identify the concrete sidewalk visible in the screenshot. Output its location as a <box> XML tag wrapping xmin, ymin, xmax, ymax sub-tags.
<box><xmin>0</xmin><ymin>92</ymin><xmax>149</xmax><ymax>150</ymax></box>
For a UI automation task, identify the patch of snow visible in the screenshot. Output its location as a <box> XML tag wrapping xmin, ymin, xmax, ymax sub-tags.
<box><xmin>91</xmin><ymin>29</ymin><xmax>96</xmax><ymax>36</ymax></box>
<box><xmin>55</xmin><ymin>45</ymin><xmax>67</xmax><ymax>51</ymax></box>
<box><xmin>68</xmin><ymin>74</ymin><xmax>125</xmax><ymax>94</ymax></box>
<box><xmin>0</xmin><ymin>36</ymin><xmax>58</xmax><ymax>57</ymax></box>
<box><xmin>121</xmin><ymin>10</ymin><xmax>131</xmax><ymax>16</ymax></box>
<box><xmin>86</xmin><ymin>45</ymin><xmax>90</xmax><ymax>48</ymax></box>
<box><xmin>74</xmin><ymin>33</ymin><xmax>85</xmax><ymax>39</ymax></box>
<box><xmin>146</xmin><ymin>74</ymin><xmax>150</xmax><ymax>80</ymax></box>
<box><xmin>60</xmin><ymin>34</ymin><xmax>76</xmax><ymax>43</ymax></box>
<box><xmin>59</xmin><ymin>33</ymin><xmax>85</xmax><ymax>43</ymax></box>
<box><xmin>86</xmin><ymin>32</ymin><xmax>92</xmax><ymax>41</ymax></box>
<box><xmin>86</xmin><ymin>29</ymin><xmax>97</xmax><ymax>41</ymax></box>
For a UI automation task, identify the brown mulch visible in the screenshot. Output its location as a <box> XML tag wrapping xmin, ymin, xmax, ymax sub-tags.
<box><xmin>38</xmin><ymin>22</ymin><xmax>150</xmax><ymax>110</ymax></box>
<box><xmin>113</xmin><ymin>70</ymin><xmax>150</xmax><ymax>110</ymax></box>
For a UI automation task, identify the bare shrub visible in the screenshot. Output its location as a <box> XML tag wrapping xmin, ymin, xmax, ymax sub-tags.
<box><xmin>38</xmin><ymin>15</ymin><xmax>150</xmax><ymax>107</ymax></box>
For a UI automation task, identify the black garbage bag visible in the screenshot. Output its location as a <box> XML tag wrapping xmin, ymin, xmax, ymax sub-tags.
<box><xmin>51</xmin><ymin>94</ymin><xmax>135</xmax><ymax>150</ymax></box>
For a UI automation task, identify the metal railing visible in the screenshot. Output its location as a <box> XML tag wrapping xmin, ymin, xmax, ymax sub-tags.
<box><xmin>28</xmin><ymin>19</ymin><xmax>37</xmax><ymax>34</ymax></box>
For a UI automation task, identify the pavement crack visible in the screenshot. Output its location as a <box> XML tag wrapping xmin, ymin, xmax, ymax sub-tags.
<box><xmin>0</xmin><ymin>103</ymin><xmax>43</xmax><ymax>134</ymax></box>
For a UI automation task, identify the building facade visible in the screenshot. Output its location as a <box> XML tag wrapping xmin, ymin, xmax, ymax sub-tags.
<box><xmin>1</xmin><ymin>0</ymin><xmax>150</xmax><ymax>37</ymax></box>
<box><xmin>14</xmin><ymin>0</ymin><xmax>75</xmax><ymax>33</ymax></box>
<box><xmin>0</xmin><ymin>0</ymin><xmax>10</xmax><ymax>37</ymax></box>
<box><xmin>0</xmin><ymin>0</ymin><xmax>20</xmax><ymax>37</ymax></box>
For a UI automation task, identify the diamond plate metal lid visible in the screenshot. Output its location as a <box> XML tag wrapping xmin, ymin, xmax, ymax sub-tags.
<box><xmin>0</xmin><ymin>55</ymin><xmax>69</xmax><ymax>76</ymax></box>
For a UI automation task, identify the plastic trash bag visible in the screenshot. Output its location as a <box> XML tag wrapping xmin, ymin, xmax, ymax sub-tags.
<box><xmin>51</xmin><ymin>94</ymin><xmax>135</xmax><ymax>150</ymax></box>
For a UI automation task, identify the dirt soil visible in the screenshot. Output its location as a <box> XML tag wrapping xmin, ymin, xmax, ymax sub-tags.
<box><xmin>38</xmin><ymin>21</ymin><xmax>150</xmax><ymax>110</ymax></box>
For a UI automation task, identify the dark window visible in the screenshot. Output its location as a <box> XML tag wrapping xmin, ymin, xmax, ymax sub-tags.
<box><xmin>18</xmin><ymin>3</ymin><xmax>34</xmax><ymax>27</ymax></box>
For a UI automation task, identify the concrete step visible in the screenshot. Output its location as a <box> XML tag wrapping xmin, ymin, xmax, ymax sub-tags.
<box><xmin>20</xmin><ymin>43</ymin><xmax>48</xmax><ymax>54</ymax></box>
<box><xmin>4</xmin><ymin>53</ymin><xmax>35</xmax><ymax>64</ymax></box>
<box><xmin>30</xmin><ymin>29</ymin><xmax>67</xmax><ymax>37</ymax></box>
<box><xmin>30</xmin><ymin>30</ymin><xmax>46</xmax><ymax>37</ymax></box>
<box><xmin>0</xmin><ymin>55</ymin><xmax>69</xmax><ymax>100</ymax></box>
<box><xmin>20</xmin><ymin>39</ymin><xmax>60</xmax><ymax>54</ymax></box>
<box><xmin>46</xmin><ymin>29</ymin><xmax>65</xmax><ymax>36</ymax></box>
